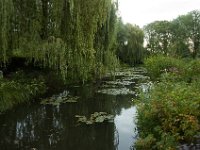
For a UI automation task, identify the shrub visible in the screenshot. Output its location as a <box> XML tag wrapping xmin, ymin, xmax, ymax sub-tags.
<box><xmin>184</xmin><ymin>59</ymin><xmax>200</xmax><ymax>82</ymax></box>
<box><xmin>135</xmin><ymin>81</ymin><xmax>200</xmax><ymax>149</ymax></box>
<box><xmin>0</xmin><ymin>78</ymin><xmax>46</xmax><ymax>112</ymax></box>
<box><xmin>144</xmin><ymin>55</ymin><xmax>185</xmax><ymax>79</ymax></box>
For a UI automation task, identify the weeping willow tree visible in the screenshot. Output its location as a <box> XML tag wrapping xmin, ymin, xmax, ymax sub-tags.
<box><xmin>116</xmin><ymin>21</ymin><xmax>144</xmax><ymax>65</ymax></box>
<box><xmin>94</xmin><ymin>2</ymin><xmax>119</xmax><ymax>78</ymax></box>
<box><xmin>0</xmin><ymin>0</ymin><xmax>119</xmax><ymax>82</ymax></box>
<box><xmin>0</xmin><ymin>0</ymin><xmax>14</xmax><ymax>65</ymax></box>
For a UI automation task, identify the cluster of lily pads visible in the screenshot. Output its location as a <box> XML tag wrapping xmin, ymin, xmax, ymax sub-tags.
<box><xmin>102</xmin><ymin>80</ymin><xmax>135</xmax><ymax>87</ymax></box>
<box><xmin>97</xmin><ymin>67</ymin><xmax>150</xmax><ymax>96</ymax></box>
<box><xmin>114</xmin><ymin>67</ymin><xmax>147</xmax><ymax>77</ymax></box>
<box><xmin>75</xmin><ymin>112</ymin><xmax>114</xmax><ymax>125</ymax></box>
<box><xmin>97</xmin><ymin>88</ymin><xmax>135</xmax><ymax>95</ymax></box>
<box><xmin>41</xmin><ymin>90</ymin><xmax>79</xmax><ymax>105</ymax></box>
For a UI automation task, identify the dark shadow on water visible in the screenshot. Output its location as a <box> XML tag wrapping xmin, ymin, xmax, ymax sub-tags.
<box><xmin>0</xmin><ymin>67</ymin><xmax>150</xmax><ymax>150</ymax></box>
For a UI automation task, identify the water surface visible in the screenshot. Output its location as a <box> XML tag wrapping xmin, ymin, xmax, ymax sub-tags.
<box><xmin>0</xmin><ymin>67</ymin><xmax>150</xmax><ymax>150</ymax></box>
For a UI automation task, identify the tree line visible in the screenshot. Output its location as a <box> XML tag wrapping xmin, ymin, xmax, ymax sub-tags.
<box><xmin>2</xmin><ymin>1</ymin><xmax>198</xmax><ymax>83</ymax></box>
<box><xmin>0</xmin><ymin>0</ymin><xmax>146</xmax><ymax>83</ymax></box>
<box><xmin>0</xmin><ymin>0</ymin><xmax>120</xmax><ymax>82</ymax></box>
<box><xmin>144</xmin><ymin>10</ymin><xmax>200</xmax><ymax>58</ymax></box>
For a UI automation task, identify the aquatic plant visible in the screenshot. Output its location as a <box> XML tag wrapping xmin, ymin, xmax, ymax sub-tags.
<box><xmin>41</xmin><ymin>90</ymin><xmax>79</xmax><ymax>105</ymax></box>
<box><xmin>75</xmin><ymin>112</ymin><xmax>114</xmax><ymax>125</ymax></box>
<box><xmin>97</xmin><ymin>88</ymin><xmax>135</xmax><ymax>96</ymax></box>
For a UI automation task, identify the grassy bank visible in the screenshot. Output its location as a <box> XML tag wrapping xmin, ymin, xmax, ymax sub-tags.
<box><xmin>135</xmin><ymin>56</ymin><xmax>200</xmax><ymax>149</ymax></box>
<box><xmin>0</xmin><ymin>71</ymin><xmax>47</xmax><ymax>113</ymax></box>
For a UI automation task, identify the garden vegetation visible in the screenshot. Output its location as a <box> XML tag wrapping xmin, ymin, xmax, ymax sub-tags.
<box><xmin>135</xmin><ymin>9</ymin><xmax>200</xmax><ymax>150</ymax></box>
<box><xmin>135</xmin><ymin>56</ymin><xmax>200</xmax><ymax>149</ymax></box>
<box><xmin>0</xmin><ymin>0</ymin><xmax>145</xmax><ymax>112</ymax></box>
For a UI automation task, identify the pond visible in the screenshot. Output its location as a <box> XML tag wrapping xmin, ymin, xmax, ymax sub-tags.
<box><xmin>0</xmin><ymin>67</ymin><xmax>151</xmax><ymax>150</ymax></box>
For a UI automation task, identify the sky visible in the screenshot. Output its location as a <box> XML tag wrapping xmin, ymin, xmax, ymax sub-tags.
<box><xmin>118</xmin><ymin>0</ymin><xmax>200</xmax><ymax>28</ymax></box>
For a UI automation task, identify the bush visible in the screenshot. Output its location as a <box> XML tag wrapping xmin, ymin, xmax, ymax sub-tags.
<box><xmin>135</xmin><ymin>81</ymin><xmax>200</xmax><ymax>149</ymax></box>
<box><xmin>144</xmin><ymin>55</ymin><xmax>185</xmax><ymax>79</ymax></box>
<box><xmin>136</xmin><ymin>56</ymin><xmax>200</xmax><ymax>149</ymax></box>
<box><xmin>184</xmin><ymin>59</ymin><xmax>200</xmax><ymax>82</ymax></box>
<box><xmin>0</xmin><ymin>78</ymin><xmax>46</xmax><ymax>112</ymax></box>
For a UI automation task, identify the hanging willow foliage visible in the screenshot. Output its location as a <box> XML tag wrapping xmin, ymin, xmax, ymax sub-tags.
<box><xmin>0</xmin><ymin>0</ymin><xmax>119</xmax><ymax>82</ymax></box>
<box><xmin>0</xmin><ymin>0</ymin><xmax>14</xmax><ymax>65</ymax></box>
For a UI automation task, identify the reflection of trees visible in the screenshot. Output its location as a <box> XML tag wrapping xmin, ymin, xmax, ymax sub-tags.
<box><xmin>0</xmin><ymin>92</ymin><xmax>117</xmax><ymax>150</ymax></box>
<box><xmin>95</xmin><ymin>94</ymin><xmax>133</xmax><ymax>116</ymax></box>
<box><xmin>114</xmin><ymin>126</ymin><xmax>119</xmax><ymax>150</ymax></box>
<box><xmin>0</xmin><ymin>69</ymin><xmax>144</xmax><ymax>149</ymax></box>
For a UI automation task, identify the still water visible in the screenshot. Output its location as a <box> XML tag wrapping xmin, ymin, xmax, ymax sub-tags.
<box><xmin>0</xmin><ymin>67</ymin><xmax>150</xmax><ymax>150</ymax></box>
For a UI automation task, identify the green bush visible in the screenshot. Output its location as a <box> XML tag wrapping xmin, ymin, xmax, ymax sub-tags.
<box><xmin>144</xmin><ymin>55</ymin><xmax>185</xmax><ymax>79</ymax></box>
<box><xmin>184</xmin><ymin>59</ymin><xmax>200</xmax><ymax>82</ymax></box>
<box><xmin>135</xmin><ymin>81</ymin><xmax>200</xmax><ymax>149</ymax></box>
<box><xmin>0</xmin><ymin>78</ymin><xmax>46</xmax><ymax>112</ymax></box>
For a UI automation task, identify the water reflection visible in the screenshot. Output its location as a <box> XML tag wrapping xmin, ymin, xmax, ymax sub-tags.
<box><xmin>0</xmin><ymin>67</ymin><xmax>149</xmax><ymax>150</ymax></box>
<box><xmin>115</xmin><ymin>107</ymin><xmax>137</xmax><ymax>150</ymax></box>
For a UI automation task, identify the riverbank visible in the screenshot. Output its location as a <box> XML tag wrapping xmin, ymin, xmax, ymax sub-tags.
<box><xmin>135</xmin><ymin>56</ymin><xmax>200</xmax><ymax>149</ymax></box>
<box><xmin>0</xmin><ymin>62</ymin><xmax>134</xmax><ymax>113</ymax></box>
<box><xmin>0</xmin><ymin>70</ymin><xmax>47</xmax><ymax>113</ymax></box>
<box><xmin>0</xmin><ymin>64</ymin><xmax>115</xmax><ymax>113</ymax></box>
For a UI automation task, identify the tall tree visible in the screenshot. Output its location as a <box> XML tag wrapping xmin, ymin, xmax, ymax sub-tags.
<box><xmin>171</xmin><ymin>10</ymin><xmax>200</xmax><ymax>58</ymax></box>
<box><xmin>0</xmin><ymin>0</ymin><xmax>119</xmax><ymax>82</ymax></box>
<box><xmin>144</xmin><ymin>21</ymin><xmax>172</xmax><ymax>55</ymax></box>
<box><xmin>0</xmin><ymin>0</ymin><xmax>14</xmax><ymax>64</ymax></box>
<box><xmin>116</xmin><ymin>21</ymin><xmax>144</xmax><ymax>65</ymax></box>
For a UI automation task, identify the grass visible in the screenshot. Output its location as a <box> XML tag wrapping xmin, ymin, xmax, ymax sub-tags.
<box><xmin>0</xmin><ymin>71</ymin><xmax>46</xmax><ymax>112</ymax></box>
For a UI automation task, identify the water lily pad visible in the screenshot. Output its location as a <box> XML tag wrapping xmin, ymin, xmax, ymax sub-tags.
<box><xmin>86</xmin><ymin>121</ymin><xmax>93</xmax><ymax>125</ymax></box>
<box><xmin>75</xmin><ymin>112</ymin><xmax>114</xmax><ymax>125</ymax></box>
<box><xmin>77</xmin><ymin>116</ymin><xmax>87</xmax><ymax>123</ymax></box>
<box><xmin>62</xmin><ymin>96</ymin><xmax>79</xmax><ymax>103</ymax></box>
<box><xmin>122</xmin><ymin>75</ymin><xmax>150</xmax><ymax>81</ymax></box>
<box><xmin>104</xmin><ymin>67</ymin><xmax>147</xmax><ymax>78</ymax></box>
<box><xmin>41</xmin><ymin>91</ymin><xmax>79</xmax><ymax>105</ymax></box>
<box><xmin>97</xmin><ymin>88</ymin><xmax>135</xmax><ymax>95</ymax></box>
<box><xmin>103</xmin><ymin>80</ymin><xmax>135</xmax><ymax>87</ymax></box>
<box><xmin>95</xmin><ymin>116</ymin><xmax>105</xmax><ymax>123</ymax></box>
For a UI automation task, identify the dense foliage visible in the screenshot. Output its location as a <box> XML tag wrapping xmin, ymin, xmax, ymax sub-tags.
<box><xmin>135</xmin><ymin>56</ymin><xmax>200</xmax><ymax>149</ymax></box>
<box><xmin>0</xmin><ymin>0</ymin><xmax>119</xmax><ymax>82</ymax></box>
<box><xmin>144</xmin><ymin>55</ymin><xmax>187</xmax><ymax>80</ymax></box>
<box><xmin>116</xmin><ymin>20</ymin><xmax>144</xmax><ymax>65</ymax></box>
<box><xmin>144</xmin><ymin>10</ymin><xmax>200</xmax><ymax>58</ymax></box>
<box><xmin>0</xmin><ymin>75</ymin><xmax>46</xmax><ymax>112</ymax></box>
<box><xmin>1</xmin><ymin>2</ymin><xmax>200</xmax><ymax>148</ymax></box>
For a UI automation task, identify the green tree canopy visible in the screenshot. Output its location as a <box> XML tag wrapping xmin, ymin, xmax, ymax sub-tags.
<box><xmin>116</xmin><ymin>21</ymin><xmax>144</xmax><ymax>65</ymax></box>
<box><xmin>144</xmin><ymin>10</ymin><xmax>200</xmax><ymax>58</ymax></box>
<box><xmin>144</xmin><ymin>20</ymin><xmax>172</xmax><ymax>55</ymax></box>
<box><xmin>171</xmin><ymin>10</ymin><xmax>200</xmax><ymax>58</ymax></box>
<box><xmin>0</xmin><ymin>0</ymin><xmax>119</xmax><ymax>82</ymax></box>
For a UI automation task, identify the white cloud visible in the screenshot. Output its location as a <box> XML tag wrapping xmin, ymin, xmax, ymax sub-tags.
<box><xmin>118</xmin><ymin>0</ymin><xmax>200</xmax><ymax>27</ymax></box>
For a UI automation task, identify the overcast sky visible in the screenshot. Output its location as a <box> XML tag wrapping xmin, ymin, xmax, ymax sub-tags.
<box><xmin>118</xmin><ymin>0</ymin><xmax>200</xmax><ymax>28</ymax></box>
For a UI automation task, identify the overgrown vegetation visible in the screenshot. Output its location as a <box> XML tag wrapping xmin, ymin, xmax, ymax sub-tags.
<box><xmin>0</xmin><ymin>74</ymin><xmax>46</xmax><ymax>112</ymax></box>
<box><xmin>0</xmin><ymin>0</ymin><xmax>146</xmax><ymax>111</ymax></box>
<box><xmin>135</xmin><ymin>56</ymin><xmax>200</xmax><ymax>149</ymax></box>
<box><xmin>0</xmin><ymin>0</ymin><xmax>119</xmax><ymax>82</ymax></box>
<box><xmin>1</xmin><ymin>1</ymin><xmax>200</xmax><ymax>148</ymax></box>
<box><xmin>136</xmin><ymin>10</ymin><xmax>200</xmax><ymax>149</ymax></box>
<box><xmin>144</xmin><ymin>55</ymin><xmax>185</xmax><ymax>79</ymax></box>
<box><xmin>0</xmin><ymin>0</ymin><xmax>119</xmax><ymax>111</ymax></box>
